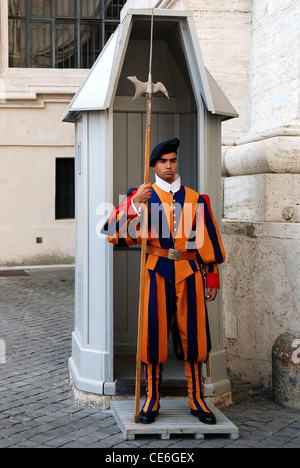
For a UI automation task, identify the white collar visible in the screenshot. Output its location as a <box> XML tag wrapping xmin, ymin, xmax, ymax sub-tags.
<box><xmin>155</xmin><ymin>174</ymin><xmax>181</xmax><ymax>194</ymax></box>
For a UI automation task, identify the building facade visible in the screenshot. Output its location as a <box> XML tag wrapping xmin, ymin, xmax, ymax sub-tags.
<box><xmin>0</xmin><ymin>0</ymin><xmax>125</xmax><ymax>265</ymax></box>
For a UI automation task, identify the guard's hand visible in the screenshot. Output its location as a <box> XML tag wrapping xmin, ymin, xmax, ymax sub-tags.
<box><xmin>133</xmin><ymin>183</ymin><xmax>152</xmax><ymax>205</ymax></box>
<box><xmin>206</xmin><ymin>288</ymin><xmax>218</xmax><ymax>302</ymax></box>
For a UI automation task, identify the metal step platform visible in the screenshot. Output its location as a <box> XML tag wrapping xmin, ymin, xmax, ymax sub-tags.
<box><xmin>110</xmin><ymin>399</ymin><xmax>239</xmax><ymax>441</ymax></box>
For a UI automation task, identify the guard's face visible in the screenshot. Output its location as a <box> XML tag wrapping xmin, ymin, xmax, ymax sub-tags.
<box><xmin>153</xmin><ymin>153</ymin><xmax>178</xmax><ymax>183</ymax></box>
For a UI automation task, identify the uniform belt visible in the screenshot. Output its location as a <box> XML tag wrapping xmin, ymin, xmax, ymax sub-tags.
<box><xmin>146</xmin><ymin>246</ymin><xmax>197</xmax><ymax>261</ymax></box>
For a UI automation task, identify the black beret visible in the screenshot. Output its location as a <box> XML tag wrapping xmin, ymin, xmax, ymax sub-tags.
<box><xmin>150</xmin><ymin>138</ymin><xmax>180</xmax><ymax>167</ymax></box>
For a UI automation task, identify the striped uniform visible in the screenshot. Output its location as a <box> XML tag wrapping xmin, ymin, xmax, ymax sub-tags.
<box><xmin>102</xmin><ymin>182</ymin><xmax>225</xmax><ymax>413</ymax></box>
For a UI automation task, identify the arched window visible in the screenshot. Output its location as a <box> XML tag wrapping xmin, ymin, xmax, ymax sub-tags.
<box><xmin>8</xmin><ymin>0</ymin><xmax>125</xmax><ymax>68</ymax></box>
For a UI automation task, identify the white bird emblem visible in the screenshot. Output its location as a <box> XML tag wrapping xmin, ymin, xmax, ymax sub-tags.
<box><xmin>127</xmin><ymin>76</ymin><xmax>170</xmax><ymax>101</ymax></box>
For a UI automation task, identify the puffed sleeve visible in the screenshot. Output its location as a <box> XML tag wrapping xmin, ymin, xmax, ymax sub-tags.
<box><xmin>101</xmin><ymin>188</ymin><xmax>143</xmax><ymax>247</ymax></box>
<box><xmin>196</xmin><ymin>194</ymin><xmax>226</xmax><ymax>289</ymax></box>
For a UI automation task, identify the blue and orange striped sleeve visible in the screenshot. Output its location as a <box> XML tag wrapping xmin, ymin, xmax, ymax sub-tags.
<box><xmin>101</xmin><ymin>188</ymin><xmax>142</xmax><ymax>247</ymax></box>
<box><xmin>196</xmin><ymin>194</ymin><xmax>226</xmax><ymax>289</ymax></box>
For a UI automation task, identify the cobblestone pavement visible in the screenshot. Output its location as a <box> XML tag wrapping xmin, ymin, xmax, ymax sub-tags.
<box><xmin>0</xmin><ymin>267</ymin><xmax>300</xmax><ymax>449</ymax></box>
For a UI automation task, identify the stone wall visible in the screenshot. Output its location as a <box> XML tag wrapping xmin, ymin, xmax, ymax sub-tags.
<box><xmin>222</xmin><ymin>0</ymin><xmax>300</xmax><ymax>386</ymax></box>
<box><xmin>222</xmin><ymin>221</ymin><xmax>300</xmax><ymax>387</ymax></box>
<box><xmin>250</xmin><ymin>0</ymin><xmax>300</xmax><ymax>133</ymax></box>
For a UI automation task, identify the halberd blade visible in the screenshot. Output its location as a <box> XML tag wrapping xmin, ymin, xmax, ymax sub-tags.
<box><xmin>127</xmin><ymin>76</ymin><xmax>148</xmax><ymax>101</ymax></box>
<box><xmin>127</xmin><ymin>76</ymin><xmax>169</xmax><ymax>101</ymax></box>
<box><xmin>153</xmin><ymin>82</ymin><xmax>169</xmax><ymax>99</ymax></box>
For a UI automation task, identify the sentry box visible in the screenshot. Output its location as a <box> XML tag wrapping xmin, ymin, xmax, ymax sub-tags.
<box><xmin>63</xmin><ymin>9</ymin><xmax>238</xmax><ymax>404</ymax></box>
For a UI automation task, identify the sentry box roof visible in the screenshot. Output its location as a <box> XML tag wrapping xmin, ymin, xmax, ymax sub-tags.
<box><xmin>62</xmin><ymin>9</ymin><xmax>238</xmax><ymax>123</ymax></box>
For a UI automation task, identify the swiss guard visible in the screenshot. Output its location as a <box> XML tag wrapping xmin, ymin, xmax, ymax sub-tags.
<box><xmin>102</xmin><ymin>138</ymin><xmax>226</xmax><ymax>425</ymax></box>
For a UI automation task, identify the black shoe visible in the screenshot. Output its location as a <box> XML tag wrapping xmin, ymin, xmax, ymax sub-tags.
<box><xmin>139</xmin><ymin>406</ymin><xmax>160</xmax><ymax>425</ymax></box>
<box><xmin>191</xmin><ymin>409</ymin><xmax>217</xmax><ymax>425</ymax></box>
